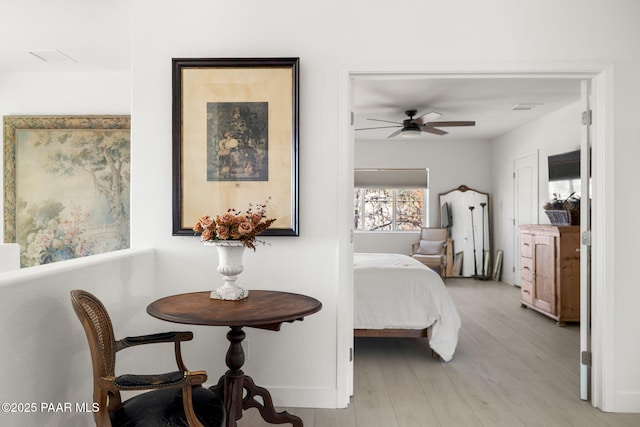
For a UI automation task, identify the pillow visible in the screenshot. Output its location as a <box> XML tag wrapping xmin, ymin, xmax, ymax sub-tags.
<box><xmin>417</xmin><ymin>240</ymin><xmax>445</xmax><ymax>255</ymax></box>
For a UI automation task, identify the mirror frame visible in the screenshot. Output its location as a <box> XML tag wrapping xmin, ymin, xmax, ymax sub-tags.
<box><xmin>439</xmin><ymin>185</ymin><xmax>491</xmax><ymax>278</ymax></box>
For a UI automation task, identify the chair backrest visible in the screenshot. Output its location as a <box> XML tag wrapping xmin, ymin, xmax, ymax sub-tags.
<box><xmin>419</xmin><ymin>227</ymin><xmax>447</xmax><ymax>242</ymax></box>
<box><xmin>71</xmin><ymin>290</ymin><xmax>118</xmax><ymax>407</ymax></box>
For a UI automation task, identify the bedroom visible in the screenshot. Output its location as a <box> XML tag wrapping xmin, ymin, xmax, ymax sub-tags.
<box><xmin>350</xmin><ymin>74</ymin><xmax>585</xmax><ymax>357</ymax></box>
<box><xmin>1</xmin><ymin>1</ymin><xmax>640</xmax><ymax>426</ymax></box>
<box><xmin>352</xmin><ymin>75</ymin><xmax>584</xmax><ymax>285</ymax></box>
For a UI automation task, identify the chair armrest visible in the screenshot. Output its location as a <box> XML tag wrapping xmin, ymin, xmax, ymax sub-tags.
<box><xmin>116</xmin><ymin>331</ymin><xmax>194</xmax><ymax>371</ymax></box>
<box><xmin>111</xmin><ymin>370</ymin><xmax>208</xmax><ymax>391</ymax></box>
<box><xmin>116</xmin><ymin>331</ymin><xmax>193</xmax><ymax>351</ymax></box>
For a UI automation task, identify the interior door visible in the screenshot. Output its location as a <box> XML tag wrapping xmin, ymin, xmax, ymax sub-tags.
<box><xmin>580</xmin><ymin>79</ymin><xmax>593</xmax><ymax>401</ymax></box>
<box><xmin>513</xmin><ymin>151</ymin><xmax>539</xmax><ymax>286</ymax></box>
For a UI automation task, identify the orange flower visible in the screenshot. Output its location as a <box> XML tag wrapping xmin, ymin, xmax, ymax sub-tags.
<box><xmin>237</xmin><ymin>221</ymin><xmax>254</xmax><ymax>236</ymax></box>
<box><xmin>201</xmin><ymin>228</ymin><xmax>215</xmax><ymax>241</ymax></box>
<box><xmin>200</xmin><ymin>215</ymin><xmax>215</xmax><ymax>229</ymax></box>
<box><xmin>192</xmin><ymin>199</ymin><xmax>276</xmax><ymax>250</ymax></box>
<box><xmin>250</xmin><ymin>213</ymin><xmax>263</xmax><ymax>225</ymax></box>
<box><xmin>217</xmin><ymin>212</ymin><xmax>235</xmax><ymax>226</ymax></box>
<box><xmin>216</xmin><ymin>225</ymin><xmax>230</xmax><ymax>240</ymax></box>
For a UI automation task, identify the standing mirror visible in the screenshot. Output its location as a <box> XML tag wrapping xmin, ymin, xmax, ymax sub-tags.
<box><xmin>439</xmin><ymin>185</ymin><xmax>491</xmax><ymax>278</ymax></box>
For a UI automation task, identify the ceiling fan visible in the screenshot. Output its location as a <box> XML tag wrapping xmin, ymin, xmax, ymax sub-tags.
<box><xmin>356</xmin><ymin>109</ymin><xmax>476</xmax><ymax>138</ymax></box>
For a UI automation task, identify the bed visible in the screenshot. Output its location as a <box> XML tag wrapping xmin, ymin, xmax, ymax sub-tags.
<box><xmin>354</xmin><ymin>252</ymin><xmax>461</xmax><ymax>361</ymax></box>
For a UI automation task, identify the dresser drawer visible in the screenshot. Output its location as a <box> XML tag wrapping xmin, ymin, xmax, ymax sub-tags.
<box><xmin>520</xmin><ymin>233</ymin><xmax>533</xmax><ymax>258</ymax></box>
<box><xmin>521</xmin><ymin>279</ymin><xmax>533</xmax><ymax>304</ymax></box>
<box><xmin>521</xmin><ymin>257</ymin><xmax>533</xmax><ymax>282</ymax></box>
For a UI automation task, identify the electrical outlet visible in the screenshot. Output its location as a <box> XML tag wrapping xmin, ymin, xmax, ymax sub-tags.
<box><xmin>242</xmin><ymin>340</ymin><xmax>250</xmax><ymax>361</ymax></box>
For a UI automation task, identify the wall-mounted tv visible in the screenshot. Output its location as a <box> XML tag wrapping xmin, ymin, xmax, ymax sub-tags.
<box><xmin>548</xmin><ymin>149</ymin><xmax>580</xmax><ymax>181</ymax></box>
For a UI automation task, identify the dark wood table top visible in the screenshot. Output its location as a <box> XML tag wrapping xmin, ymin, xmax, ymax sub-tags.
<box><xmin>147</xmin><ymin>290</ymin><xmax>322</xmax><ymax>330</ymax></box>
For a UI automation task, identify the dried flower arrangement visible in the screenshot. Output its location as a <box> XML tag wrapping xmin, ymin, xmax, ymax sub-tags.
<box><xmin>192</xmin><ymin>199</ymin><xmax>276</xmax><ymax>250</ymax></box>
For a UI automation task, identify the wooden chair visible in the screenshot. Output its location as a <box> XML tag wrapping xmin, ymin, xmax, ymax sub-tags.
<box><xmin>411</xmin><ymin>227</ymin><xmax>448</xmax><ymax>278</ymax></box>
<box><xmin>70</xmin><ymin>290</ymin><xmax>225</xmax><ymax>427</ymax></box>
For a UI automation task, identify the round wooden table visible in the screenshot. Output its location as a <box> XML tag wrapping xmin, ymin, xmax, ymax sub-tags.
<box><xmin>147</xmin><ymin>290</ymin><xmax>322</xmax><ymax>427</ymax></box>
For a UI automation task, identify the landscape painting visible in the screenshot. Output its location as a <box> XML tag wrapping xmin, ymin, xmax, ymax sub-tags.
<box><xmin>4</xmin><ymin>116</ymin><xmax>131</xmax><ymax>267</ymax></box>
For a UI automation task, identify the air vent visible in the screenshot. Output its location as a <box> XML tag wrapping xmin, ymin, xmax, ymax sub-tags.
<box><xmin>511</xmin><ymin>103</ymin><xmax>543</xmax><ymax>111</ymax></box>
<box><xmin>26</xmin><ymin>50</ymin><xmax>77</xmax><ymax>63</ymax></box>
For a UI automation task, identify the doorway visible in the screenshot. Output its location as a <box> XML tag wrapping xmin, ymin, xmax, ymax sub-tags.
<box><xmin>339</xmin><ymin>66</ymin><xmax>610</xmax><ymax>409</ymax></box>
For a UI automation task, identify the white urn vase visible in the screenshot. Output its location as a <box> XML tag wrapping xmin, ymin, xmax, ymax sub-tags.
<box><xmin>205</xmin><ymin>240</ymin><xmax>249</xmax><ymax>300</ymax></box>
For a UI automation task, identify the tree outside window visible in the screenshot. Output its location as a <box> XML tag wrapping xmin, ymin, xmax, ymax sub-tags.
<box><xmin>354</xmin><ymin>188</ymin><xmax>425</xmax><ymax>231</ymax></box>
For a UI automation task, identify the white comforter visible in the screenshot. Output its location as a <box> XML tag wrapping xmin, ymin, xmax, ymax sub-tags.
<box><xmin>354</xmin><ymin>252</ymin><xmax>461</xmax><ymax>361</ymax></box>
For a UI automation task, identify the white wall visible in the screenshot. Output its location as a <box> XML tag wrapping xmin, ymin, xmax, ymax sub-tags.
<box><xmin>491</xmin><ymin>101</ymin><xmax>582</xmax><ymax>285</ymax></box>
<box><xmin>354</xmin><ymin>138</ymin><xmax>491</xmax><ymax>253</ymax></box>
<box><xmin>1</xmin><ymin>0</ymin><xmax>640</xmax><ymax>419</ymax></box>
<box><xmin>0</xmin><ymin>72</ymin><xmax>131</xmax><ymax>117</ymax></box>
<box><xmin>128</xmin><ymin>2</ymin><xmax>340</xmax><ymax>408</ymax></box>
<box><xmin>0</xmin><ymin>249</ymin><xmax>157</xmax><ymax>427</ymax></box>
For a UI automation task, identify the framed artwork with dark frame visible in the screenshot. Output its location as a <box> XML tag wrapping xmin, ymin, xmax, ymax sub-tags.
<box><xmin>172</xmin><ymin>57</ymin><xmax>299</xmax><ymax>236</ymax></box>
<box><xmin>3</xmin><ymin>115</ymin><xmax>131</xmax><ymax>267</ymax></box>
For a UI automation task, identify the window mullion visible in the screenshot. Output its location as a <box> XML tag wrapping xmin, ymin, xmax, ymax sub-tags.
<box><xmin>392</xmin><ymin>189</ymin><xmax>397</xmax><ymax>231</ymax></box>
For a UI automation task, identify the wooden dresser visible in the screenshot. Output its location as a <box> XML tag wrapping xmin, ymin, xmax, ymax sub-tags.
<box><xmin>519</xmin><ymin>224</ymin><xmax>580</xmax><ymax>326</ymax></box>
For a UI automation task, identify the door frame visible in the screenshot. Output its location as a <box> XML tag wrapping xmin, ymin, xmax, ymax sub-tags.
<box><xmin>513</xmin><ymin>150</ymin><xmax>539</xmax><ymax>287</ymax></box>
<box><xmin>337</xmin><ymin>62</ymin><xmax>613</xmax><ymax>409</ymax></box>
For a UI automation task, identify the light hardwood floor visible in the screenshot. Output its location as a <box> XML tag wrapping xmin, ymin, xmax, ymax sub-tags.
<box><xmin>238</xmin><ymin>279</ymin><xmax>640</xmax><ymax>426</ymax></box>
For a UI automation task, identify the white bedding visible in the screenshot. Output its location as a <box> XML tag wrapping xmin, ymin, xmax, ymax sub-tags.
<box><xmin>354</xmin><ymin>252</ymin><xmax>461</xmax><ymax>361</ymax></box>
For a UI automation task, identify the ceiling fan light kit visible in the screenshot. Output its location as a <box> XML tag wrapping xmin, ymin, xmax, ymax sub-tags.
<box><xmin>356</xmin><ymin>109</ymin><xmax>476</xmax><ymax>138</ymax></box>
<box><xmin>400</xmin><ymin>125</ymin><xmax>422</xmax><ymax>137</ymax></box>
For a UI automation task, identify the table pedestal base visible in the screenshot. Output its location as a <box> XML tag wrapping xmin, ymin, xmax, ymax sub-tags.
<box><xmin>210</xmin><ymin>374</ymin><xmax>302</xmax><ymax>427</ymax></box>
<box><xmin>210</xmin><ymin>326</ymin><xmax>302</xmax><ymax>427</ymax></box>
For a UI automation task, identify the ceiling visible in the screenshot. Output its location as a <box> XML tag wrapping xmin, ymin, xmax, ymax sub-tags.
<box><xmin>353</xmin><ymin>76</ymin><xmax>582</xmax><ymax>141</ymax></box>
<box><xmin>0</xmin><ymin>1</ymin><xmax>131</xmax><ymax>73</ymax></box>
<box><xmin>0</xmin><ymin>5</ymin><xmax>581</xmax><ymax>140</ymax></box>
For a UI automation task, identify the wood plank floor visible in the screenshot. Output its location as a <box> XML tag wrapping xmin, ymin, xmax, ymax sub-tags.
<box><xmin>238</xmin><ymin>279</ymin><xmax>640</xmax><ymax>426</ymax></box>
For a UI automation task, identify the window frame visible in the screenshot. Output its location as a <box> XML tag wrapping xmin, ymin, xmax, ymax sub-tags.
<box><xmin>353</xmin><ymin>187</ymin><xmax>428</xmax><ymax>232</ymax></box>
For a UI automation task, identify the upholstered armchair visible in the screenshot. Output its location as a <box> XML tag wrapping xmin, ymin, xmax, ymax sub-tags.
<box><xmin>411</xmin><ymin>227</ymin><xmax>448</xmax><ymax>278</ymax></box>
<box><xmin>70</xmin><ymin>290</ymin><xmax>225</xmax><ymax>427</ymax></box>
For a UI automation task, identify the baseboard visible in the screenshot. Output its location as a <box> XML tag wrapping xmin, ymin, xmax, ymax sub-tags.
<box><xmin>204</xmin><ymin>382</ymin><xmax>340</xmax><ymax>409</ymax></box>
<box><xmin>607</xmin><ymin>391</ymin><xmax>640</xmax><ymax>413</ymax></box>
<box><xmin>268</xmin><ymin>386</ymin><xmax>342</xmax><ymax>409</ymax></box>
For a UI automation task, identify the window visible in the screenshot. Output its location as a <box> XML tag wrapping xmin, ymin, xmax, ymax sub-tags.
<box><xmin>548</xmin><ymin>178</ymin><xmax>581</xmax><ymax>201</ymax></box>
<box><xmin>353</xmin><ymin>187</ymin><xmax>426</xmax><ymax>231</ymax></box>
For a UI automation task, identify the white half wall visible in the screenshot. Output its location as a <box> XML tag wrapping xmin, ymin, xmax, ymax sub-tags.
<box><xmin>0</xmin><ymin>249</ymin><xmax>157</xmax><ymax>427</ymax></box>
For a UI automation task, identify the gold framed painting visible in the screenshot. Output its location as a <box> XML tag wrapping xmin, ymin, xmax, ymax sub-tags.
<box><xmin>172</xmin><ymin>57</ymin><xmax>300</xmax><ymax>236</ymax></box>
<box><xmin>3</xmin><ymin>115</ymin><xmax>131</xmax><ymax>267</ymax></box>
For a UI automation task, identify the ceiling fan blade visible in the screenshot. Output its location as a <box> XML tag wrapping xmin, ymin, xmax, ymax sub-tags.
<box><xmin>422</xmin><ymin>127</ymin><xmax>448</xmax><ymax>136</ymax></box>
<box><xmin>387</xmin><ymin>128</ymin><xmax>404</xmax><ymax>138</ymax></box>
<box><xmin>426</xmin><ymin>121</ymin><xmax>476</xmax><ymax>127</ymax></box>
<box><xmin>366</xmin><ymin>118</ymin><xmax>403</xmax><ymax>125</ymax></box>
<box><xmin>355</xmin><ymin>125</ymin><xmax>402</xmax><ymax>131</ymax></box>
<box><xmin>413</xmin><ymin>111</ymin><xmax>442</xmax><ymax>125</ymax></box>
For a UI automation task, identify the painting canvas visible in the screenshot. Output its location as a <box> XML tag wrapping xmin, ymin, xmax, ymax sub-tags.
<box><xmin>207</xmin><ymin>102</ymin><xmax>269</xmax><ymax>181</ymax></box>
<box><xmin>4</xmin><ymin>116</ymin><xmax>131</xmax><ymax>267</ymax></box>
